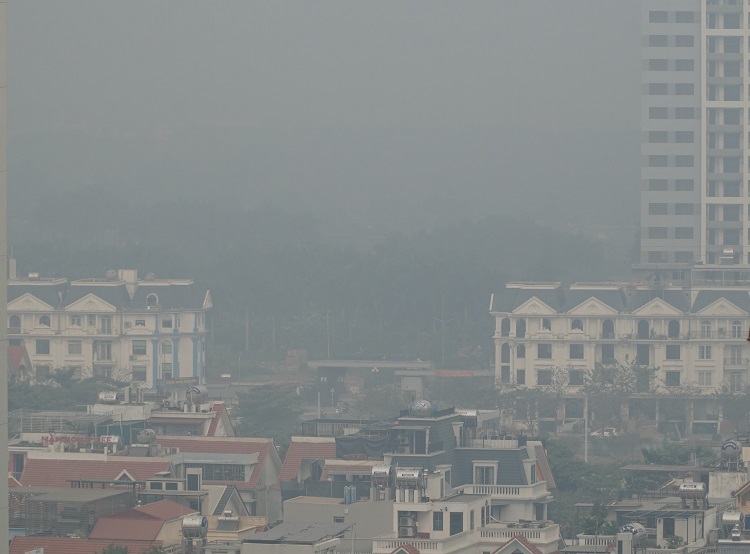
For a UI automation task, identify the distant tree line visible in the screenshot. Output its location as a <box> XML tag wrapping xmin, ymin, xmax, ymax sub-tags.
<box><xmin>11</xmin><ymin>186</ymin><xmax>624</xmax><ymax>374</ymax></box>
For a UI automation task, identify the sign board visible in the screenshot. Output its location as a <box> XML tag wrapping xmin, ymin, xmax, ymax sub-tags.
<box><xmin>435</xmin><ymin>370</ymin><xmax>475</xmax><ymax>378</ymax></box>
<box><xmin>22</xmin><ymin>432</ymin><xmax>120</xmax><ymax>445</ymax></box>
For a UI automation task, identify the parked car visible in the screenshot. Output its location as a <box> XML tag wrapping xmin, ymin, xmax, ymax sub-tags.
<box><xmin>589</xmin><ymin>427</ymin><xmax>618</xmax><ymax>438</ymax></box>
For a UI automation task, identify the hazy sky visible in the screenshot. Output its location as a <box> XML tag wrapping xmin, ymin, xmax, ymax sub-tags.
<box><xmin>9</xmin><ymin>1</ymin><xmax>640</xmax><ymax>236</ymax></box>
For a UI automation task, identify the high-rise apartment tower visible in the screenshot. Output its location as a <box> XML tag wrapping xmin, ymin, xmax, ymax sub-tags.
<box><xmin>639</xmin><ymin>0</ymin><xmax>750</xmax><ymax>283</ymax></box>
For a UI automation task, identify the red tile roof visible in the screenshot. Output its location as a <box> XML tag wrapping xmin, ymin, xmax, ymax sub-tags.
<box><xmin>390</xmin><ymin>544</ymin><xmax>421</xmax><ymax>554</ymax></box>
<box><xmin>491</xmin><ymin>535</ymin><xmax>547</xmax><ymax>554</ymax></box>
<box><xmin>207</xmin><ymin>402</ymin><xmax>225</xmax><ymax>436</ymax></box>
<box><xmin>89</xmin><ymin>499</ymin><xmax>197</xmax><ymax>541</ymax></box>
<box><xmin>279</xmin><ymin>437</ymin><xmax>337</xmax><ymax>484</ymax></box>
<box><xmin>7</xmin><ymin>344</ymin><xmax>30</xmax><ymax>375</ymax></box>
<box><xmin>19</xmin><ymin>458</ymin><xmax>173</xmax><ymax>488</ymax></box>
<box><xmin>158</xmin><ymin>436</ymin><xmax>274</xmax><ymax>488</ymax></box>
<box><xmin>10</xmin><ymin>537</ymin><xmax>162</xmax><ymax>554</ymax></box>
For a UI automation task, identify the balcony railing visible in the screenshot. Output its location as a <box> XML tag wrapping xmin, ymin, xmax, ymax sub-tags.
<box><xmin>724</xmin><ymin>358</ymin><xmax>749</xmax><ymax>367</ymax></box>
<box><xmin>479</xmin><ymin>522</ymin><xmax>560</xmax><ymax>543</ymax></box>
<box><xmin>373</xmin><ymin>530</ymin><xmax>475</xmax><ymax>554</ymax></box>
<box><xmin>460</xmin><ymin>482</ymin><xmax>549</xmax><ymax>499</ymax></box>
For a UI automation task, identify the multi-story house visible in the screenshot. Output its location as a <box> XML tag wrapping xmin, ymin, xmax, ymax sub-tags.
<box><xmin>8</xmin><ymin>268</ymin><xmax>212</xmax><ymax>387</ymax></box>
<box><xmin>491</xmin><ymin>281</ymin><xmax>750</xmax><ymax>434</ymax></box>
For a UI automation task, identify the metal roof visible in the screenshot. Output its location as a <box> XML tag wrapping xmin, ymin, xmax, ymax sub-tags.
<box><xmin>243</xmin><ymin>522</ymin><xmax>351</xmax><ymax>544</ymax></box>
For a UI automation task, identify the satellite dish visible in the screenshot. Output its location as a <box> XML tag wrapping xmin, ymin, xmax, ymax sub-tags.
<box><xmin>145</xmin><ymin>273</ymin><xmax>156</xmax><ymax>280</ymax></box>
<box><xmin>105</xmin><ymin>269</ymin><xmax>117</xmax><ymax>280</ymax></box>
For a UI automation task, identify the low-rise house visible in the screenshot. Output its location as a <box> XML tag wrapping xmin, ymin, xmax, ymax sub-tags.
<box><xmin>278</xmin><ymin>436</ymin><xmax>337</xmax><ymax>501</ymax></box>
<box><xmin>88</xmin><ymin>499</ymin><xmax>197</xmax><ymax>548</ymax></box>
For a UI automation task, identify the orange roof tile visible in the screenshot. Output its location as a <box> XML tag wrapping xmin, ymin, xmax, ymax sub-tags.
<box><xmin>279</xmin><ymin>437</ymin><xmax>337</xmax><ymax>484</ymax></box>
<box><xmin>207</xmin><ymin>402</ymin><xmax>224</xmax><ymax>436</ymax></box>
<box><xmin>89</xmin><ymin>500</ymin><xmax>197</xmax><ymax>541</ymax></box>
<box><xmin>19</xmin><ymin>458</ymin><xmax>173</xmax><ymax>488</ymax></box>
<box><xmin>491</xmin><ymin>535</ymin><xmax>547</xmax><ymax>554</ymax></box>
<box><xmin>10</xmin><ymin>537</ymin><xmax>162</xmax><ymax>554</ymax></box>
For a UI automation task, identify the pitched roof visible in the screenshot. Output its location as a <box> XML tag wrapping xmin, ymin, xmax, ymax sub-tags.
<box><xmin>491</xmin><ymin>535</ymin><xmax>546</xmax><ymax>554</ymax></box>
<box><xmin>391</xmin><ymin>545</ymin><xmax>422</xmax><ymax>554</ymax></box>
<box><xmin>279</xmin><ymin>437</ymin><xmax>337</xmax><ymax>483</ymax></box>
<box><xmin>10</xmin><ymin>537</ymin><xmax>162</xmax><ymax>554</ymax></box>
<box><xmin>207</xmin><ymin>401</ymin><xmax>226</xmax><ymax>436</ymax></box>
<box><xmin>19</xmin><ymin>457</ymin><xmax>173</xmax><ymax>488</ymax></box>
<box><xmin>8</xmin><ymin>282</ymin><xmax>65</xmax><ymax>308</ymax></box>
<box><xmin>158</xmin><ymin>436</ymin><xmax>274</xmax><ymax>488</ymax></box>
<box><xmin>625</xmin><ymin>289</ymin><xmax>689</xmax><ymax>312</ymax></box>
<box><xmin>89</xmin><ymin>499</ymin><xmax>197</xmax><ymax>541</ymax></box>
<box><xmin>534</xmin><ymin>444</ymin><xmax>556</xmax><ymax>490</ymax></box>
<box><xmin>131</xmin><ymin>282</ymin><xmax>209</xmax><ymax>310</ymax></box>
<box><xmin>8</xmin><ymin>475</ymin><xmax>21</xmax><ymax>488</ymax></box>
<box><xmin>63</xmin><ymin>283</ymin><xmax>132</xmax><ymax>308</ymax></box>
<box><xmin>7</xmin><ymin>344</ymin><xmax>31</xmax><ymax>375</ymax></box>
<box><xmin>692</xmin><ymin>290</ymin><xmax>750</xmax><ymax>313</ymax></box>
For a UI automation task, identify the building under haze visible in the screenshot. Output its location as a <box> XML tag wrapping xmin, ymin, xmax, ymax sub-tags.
<box><xmin>639</xmin><ymin>0</ymin><xmax>750</xmax><ymax>278</ymax></box>
<box><xmin>7</xmin><ymin>268</ymin><xmax>212</xmax><ymax>388</ymax></box>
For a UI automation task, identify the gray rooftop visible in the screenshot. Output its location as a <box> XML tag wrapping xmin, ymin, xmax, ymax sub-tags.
<box><xmin>9</xmin><ymin>486</ymin><xmax>132</xmax><ymax>503</ymax></box>
<box><xmin>243</xmin><ymin>522</ymin><xmax>351</xmax><ymax>544</ymax></box>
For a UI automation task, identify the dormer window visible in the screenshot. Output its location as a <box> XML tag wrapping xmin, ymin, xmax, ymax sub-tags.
<box><xmin>473</xmin><ymin>462</ymin><xmax>496</xmax><ymax>485</ymax></box>
<box><xmin>146</xmin><ymin>293</ymin><xmax>158</xmax><ymax>308</ymax></box>
<box><xmin>571</xmin><ymin>319</ymin><xmax>583</xmax><ymax>331</ymax></box>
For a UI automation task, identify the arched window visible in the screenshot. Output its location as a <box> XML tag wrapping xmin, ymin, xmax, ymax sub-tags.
<box><xmin>732</xmin><ymin>320</ymin><xmax>743</xmax><ymax>339</ymax></box>
<box><xmin>39</xmin><ymin>315</ymin><xmax>50</xmax><ymax>327</ymax></box>
<box><xmin>542</xmin><ymin>318</ymin><xmax>552</xmax><ymax>331</ymax></box>
<box><xmin>515</xmin><ymin>319</ymin><xmax>526</xmax><ymax>338</ymax></box>
<box><xmin>668</xmin><ymin>320</ymin><xmax>680</xmax><ymax>339</ymax></box>
<box><xmin>146</xmin><ymin>293</ymin><xmax>158</xmax><ymax>308</ymax></box>
<box><xmin>501</xmin><ymin>343</ymin><xmax>511</xmax><ymax>363</ymax></box>
<box><xmin>9</xmin><ymin>315</ymin><xmax>20</xmax><ymax>330</ymax></box>
<box><xmin>700</xmin><ymin>320</ymin><xmax>712</xmax><ymax>338</ymax></box>
<box><xmin>602</xmin><ymin>319</ymin><xmax>614</xmax><ymax>339</ymax></box>
<box><xmin>500</xmin><ymin>318</ymin><xmax>510</xmax><ymax>338</ymax></box>
<box><xmin>571</xmin><ymin>319</ymin><xmax>584</xmax><ymax>331</ymax></box>
<box><xmin>637</xmin><ymin>320</ymin><xmax>650</xmax><ymax>339</ymax></box>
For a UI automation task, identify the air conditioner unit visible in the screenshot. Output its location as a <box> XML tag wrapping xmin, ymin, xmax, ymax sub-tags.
<box><xmin>399</xmin><ymin>527</ymin><xmax>416</xmax><ymax>538</ymax></box>
<box><xmin>399</xmin><ymin>517</ymin><xmax>413</xmax><ymax>526</ymax></box>
<box><xmin>398</xmin><ymin>436</ymin><xmax>410</xmax><ymax>445</ymax></box>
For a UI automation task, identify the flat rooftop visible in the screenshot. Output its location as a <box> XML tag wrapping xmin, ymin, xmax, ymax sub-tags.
<box><xmin>442</xmin><ymin>493</ymin><xmax>487</xmax><ymax>503</ymax></box>
<box><xmin>285</xmin><ymin>496</ymin><xmax>344</xmax><ymax>505</ymax></box>
<box><xmin>243</xmin><ymin>522</ymin><xmax>350</xmax><ymax>544</ymax></box>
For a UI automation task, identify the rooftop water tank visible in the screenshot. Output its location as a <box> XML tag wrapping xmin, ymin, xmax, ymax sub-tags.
<box><xmin>182</xmin><ymin>515</ymin><xmax>208</xmax><ymax>539</ymax></box>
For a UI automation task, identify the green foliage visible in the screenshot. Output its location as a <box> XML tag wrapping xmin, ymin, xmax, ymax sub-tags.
<box><xmin>8</xmin><ymin>372</ymin><xmax>126</xmax><ymax>412</ymax></box>
<box><xmin>665</xmin><ymin>535</ymin><xmax>684</xmax><ymax>549</ymax></box>
<box><xmin>234</xmin><ymin>385</ymin><xmax>303</xmax><ymax>455</ymax></box>
<box><xmin>12</xmin><ymin>190</ymin><xmax>623</xmax><ymax>369</ymax></box>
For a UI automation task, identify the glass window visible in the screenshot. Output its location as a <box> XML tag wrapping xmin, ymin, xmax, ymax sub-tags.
<box><xmin>665</xmin><ymin>371</ymin><xmax>681</xmax><ymax>386</ymax></box>
<box><xmin>649</xmin><ymin>11</ymin><xmax>668</xmax><ymax>23</ymax></box>
<box><xmin>569</xmin><ymin>370</ymin><xmax>584</xmax><ymax>386</ymax></box>
<box><xmin>135</xmin><ymin>319</ymin><xmax>146</xmax><ymax>327</ymax></box>
<box><xmin>570</xmin><ymin>344</ymin><xmax>584</xmax><ymax>359</ymax></box>
<box><xmin>666</xmin><ymin>344</ymin><xmax>681</xmax><ymax>360</ymax></box>
<box><xmin>132</xmin><ymin>340</ymin><xmax>147</xmax><ymax>356</ymax></box>
<box><xmin>649</xmin><ymin>59</ymin><xmax>668</xmax><ymax>71</ymax></box>
<box><xmin>699</xmin><ymin>345</ymin><xmax>712</xmax><ymax>360</ymax></box>
<box><xmin>675</xmin><ymin>227</ymin><xmax>694</xmax><ymax>239</ymax></box>
<box><xmin>474</xmin><ymin>465</ymin><xmax>495</xmax><ymax>485</ymax></box>
<box><xmin>649</xmin><ymin>179</ymin><xmax>668</xmax><ymax>191</ymax></box>
<box><xmin>161</xmin><ymin>316</ymin><xmax>173</xmax><ymax>328</ymax></box>
<box><xmin>449</xmin><ymin>512</ymin><xmax>463</xmax><ymax>536</ymax></box>
<box><xmin>39</xmin><ymin>315</ymin><xmax>50</xmax><ymax>327</ymax></box>
<box><xmin>537</xmin><ymin>369</ymin><xmax>552</xmax><ymax>385</ymax></box>
<box><xmin>433</xmin><ymin>511</ymin><xmax>444</xmax><ymax>531</ymax></box>
<box><xmin>132</xmin><ymin>366</ymin><xmax>147</xmax><ymax>382</ymax></box>
<box><xmin>162</xmin><ymin>342</ymin><xmax>172</xmax><ymax>354</ymax></box>
<box><xmin>649</xmin><ymin>227</ymin><xmax>668</xmax><ymax>239</ymax></box>
<box><xmin>68</xmin><ymin>340</ymin><xmax>82</xmax><ymax>355</ymax></box>
<box><xmin>649</xmin><ymin>83</ymin><xmax>668</xmax><ymax>95</ymax></box>
<box><xmin>698</xmin><ymin>371</ymin><xmax>711</xmax><ymax>387</ymax></box>
<box><xmin>516</xmin><ymin>370</ymin><xmax>525</xmax><ymax>385</ymax></box>
<box><xmin>538</xmin><ymin>344</ymin><xmax>552</xmax><ymax>359</ymax></box>
<box><xmin>36</xmin><ymin>339</ymin><xmax>50</xmax><ymax>355</ymax></box>
<box><xmin>70</xmin><ymin>315</ymin><xmax>81</xmax><ymax>326</ymax></box>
